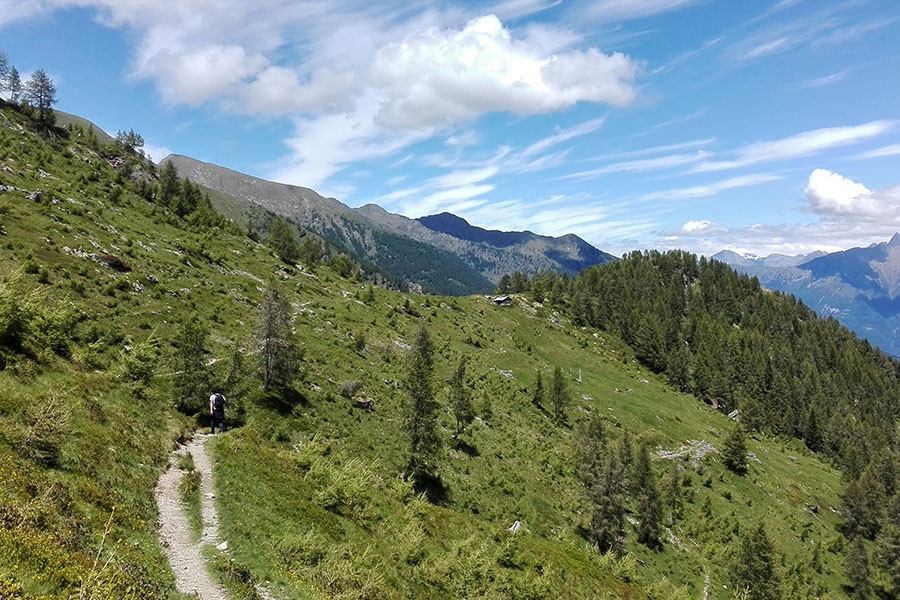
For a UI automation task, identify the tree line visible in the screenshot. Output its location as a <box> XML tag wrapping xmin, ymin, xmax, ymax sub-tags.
<box><xmin>505</xmin><ymin>250</ymin><xmax>900</xmax><ymax>597</ymax></box>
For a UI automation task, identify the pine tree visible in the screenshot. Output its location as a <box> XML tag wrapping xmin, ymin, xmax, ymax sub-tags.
<box><xmin>158</xmin><ymin>161</ymin><xmax>180</xmax><ymax>207</ymax></box>
<box><xmin>532</xmin><ymin>371</ymin><xmax>544</xmax><ymax>407</ymax></box>
<box><xmin>0</xmin><ymin>51</ymin><xmax>8</xmax><ymax>90</ymax></box>
<box><xmin>634</xmin><ymin>443</ymin><xmax>663</xmax><ymax>548</ymax></box>
<box><xmin>257</xmin><ymin>284</ymin><xmax>300</xmax><ymax>393</ymax></box>
<box><xmin>449</xmin><ymin>357</ymin><xmax>474</xmax><ymax>439</ymax></box>
<box><xmin>730</xmin><ymin>523</ymin><xmax>780</xmax><ymax>600</ymax></box>
<box><xmin>877</xmin><ymin>493</ymin><xmax>900</xmax><ymax>593</ymax></box>
<box><xmin>298</xmin><ymin>236</ymin><xmax>323</xmax><ymax>270</ymax></box>
<box><xmin>722</xmin><ymin>424</ymin><xmax>748</xmax><ymax>474</ymax></box>
<box><xmin>576</xmin><ymin>416</ymin><xmax>625</xmax><ymax>554</ymax></box>
<box><xmin>842</xmin><ymin>466</ymin><xmax>886</xmax><ymax>540</ymax></box>
<box><xmin>23</xmin><ymin>69</ymin><xmax>57</xmax><ymax>126</ymax></box>
<box><xmin>7</xmin><ymin>67</ymin><xmax>21</xmax><ymax>103</ymax></box>
<box><xmin>171</xmin><ymin>319</ymin><xmax>211</xmax><ymax>414</ymax></box>
<box><xmin>550</xmin><ymin>366</ymin><xmax>568</xmax><ymax>424</ymax></box>
<box><xmin>269</xmin><ymin>217</ymin><xmax>301</xmax><ymax>264</ymax></box>
<box><xmin>664</xmin><ymin>461</ymin><xmax>683</xmax><ymax>526</ymax></box>
<box><xmin>403</xmin><ymin>327</ymin><xmax>441</xmax><ymax>481</ymax></box>
<box><xmin>844</xmin><ymin>536</ymin><xmax>870</xmax><ymax>599</ymax></box>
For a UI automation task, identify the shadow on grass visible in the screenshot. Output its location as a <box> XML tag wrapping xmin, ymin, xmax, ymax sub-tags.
<box><xmin>413</xmin><ymin>471</ymin><xmax>451</xmax><ymax>506</ymax></box>
<box><xmin>454</xmin><ymin>437</ymin><xmax>480</xmax><ymax>457</ymax></box>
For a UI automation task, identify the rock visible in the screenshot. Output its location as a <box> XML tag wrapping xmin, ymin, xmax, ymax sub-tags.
<box><xmin>27</xmin><ymin>189</ymin><xmax>43</xmax><ymax>202</ymax></box>
<box><xmin>216</xmin><ymin>541</ymin><xmax>228</xmax><ymax>551</ymax></box>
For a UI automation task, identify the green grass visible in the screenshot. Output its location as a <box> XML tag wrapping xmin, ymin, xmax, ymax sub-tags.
<box><xmin>0</xmin><ymin>103</ymin><xmax>856</xmax><ymax>599</ymax></box>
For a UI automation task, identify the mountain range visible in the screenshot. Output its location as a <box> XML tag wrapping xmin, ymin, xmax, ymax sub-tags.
<box><xmin>163</xmin><ymin>154</ymin><xmax>616</xmax><ymax>295</ymax></box>
<box><xmin>714</xmin><ymin>234</ymin><xmax>900</xmax><ymax>356</ymax></box>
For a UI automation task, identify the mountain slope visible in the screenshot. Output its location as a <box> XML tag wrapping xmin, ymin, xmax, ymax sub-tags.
<box><xmin>0</xmin><ymin>103</ymin><xmax>869</xmax><ymax>600</ymax></box>
<box><xmin>164</xmin><ymin>155</ymin><xmax>616</xmax><ymax>292</ymax></box>
<box><xmin>716</xmin><ymin>236</ymin><xmax>900</xmax><ymax>356</ymax></box>
<box><xmin>163</xmin><ymin>154</ymin><xmax>494</xmax><ymax>295</ymax></box>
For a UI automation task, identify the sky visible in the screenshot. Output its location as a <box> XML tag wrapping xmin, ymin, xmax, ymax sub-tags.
<box><xmin>2</xmin><ymin>0</ymin><xmax>899</xmax><ymax>257</ymax></box>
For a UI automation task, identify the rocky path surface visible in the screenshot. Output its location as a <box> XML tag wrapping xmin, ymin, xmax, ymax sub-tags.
<box><xmin>155</xmin><ymin>434</ymin><xmax>229</xmax><ymax>600</ymax></box>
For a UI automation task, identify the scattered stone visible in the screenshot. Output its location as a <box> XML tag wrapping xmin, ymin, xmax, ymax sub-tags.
<box><xmin>27</xmin><ymin>189</ymin><xmax>43</xmax><ymax>202</ymax></box>
<box><xmin>508</xmin><ymin>520</ymin><xmax>522</xmax><ymax>533</ymax></box>
<box><xmin>216</xmin><ymin>541</ymin><xmax>228</xmax><ymax>551</ymax></box>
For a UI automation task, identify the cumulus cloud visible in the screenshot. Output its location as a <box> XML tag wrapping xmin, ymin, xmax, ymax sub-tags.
<box><xmin>654</xmin><ymin>170</ymin><xmax>900</xmax><ymax>256</ymax></box>
<box><xmin>370</xmin><ymin>15</ymin><xmax>639</xmax><ymax>129</ymax></box>
<box><xmin>804</xmin><ymin>168</ymin><xmax>900</xmax><ymax>219</ymax></box>
<box><xmin>40</xmin><ymin>3</ymin><xmax>639</xmax><ymax>188</ymax></box>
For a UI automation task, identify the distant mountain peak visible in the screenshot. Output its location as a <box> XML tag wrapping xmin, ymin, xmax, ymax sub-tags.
<box><xmin>889</xmin><ymin>232</ymin><xmax>900</xmax><ymax>246</ymax></box>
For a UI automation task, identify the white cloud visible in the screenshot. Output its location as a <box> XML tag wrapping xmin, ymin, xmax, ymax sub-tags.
<box><xmin>521</xmin><ymin>117</ymin><xmax>605</xmax><ymax>157</ymax></box>
<box><xmin>854</xmin><ymin>143</ymin><xmax>900</xmax><ymax>160</ymax></box>
<box><xmin>143</xmin><ymin>142</ymin><xmax>172</xmax><ymax>163</ymax></box>
<box><xmin>638</xmin><ymin>173</ymin><xmax>781</xmax><ymax>202</ymax></box>
<box><xmin>575</xmin><ymin>0</ymin><xmax>699</xmax><ymax>23</ymax></box>
<box><xmin>803</xmin><ymin>168</ymin><xmax>900</xmax><ymax>219</ymax></box>
<box><xmin>692</xmin><ymin>121</ymin><xmax>896</xmax><ymax>172</ymax></box>
<box><xmin>370</xmin><ymin>15</ymin><xmax>640</xmax><ymax>129</ymax></box>
<box><xmin>559</xmin><ymin>150</ymin><xmax>710</xmax><ymax>181</ymax></box>
<box><xmin>148</xmin><ymin>44</ymin><xmax>268</xmax><ymax>106</ymax></box>
<box><xmin>653</xmin><ymin>170</ymin><xmax>900</xmax><ymax>256</ymax></box>
<box><xmin>794</xmin><ymin>70</ymin><xmax>847</xmax><ymax>90</ymax></box>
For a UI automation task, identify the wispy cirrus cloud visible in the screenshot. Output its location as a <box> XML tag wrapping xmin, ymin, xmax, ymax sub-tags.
<box><xmin>638</xmin><ymin>173</ymin><xmax>782</xmax><ymax>202</ymax></box>
<box><xmin>794</xmin><ymin>69</ymin><xmax>847</xmax><ymax>89</ymax></box>
<box><xmin>691</xmin><ymin>120</ymin><xmax>897</xmax><ymax>173</ymax></box>
<box><xmin>854</xmin><ymin>143</ymin><xmax>900</xmax><ymax>160</ymax></box>
<box><xmin>559</xmin><ymin>151</ymin><xmax>710</xmax><ymax>181</ymax></box>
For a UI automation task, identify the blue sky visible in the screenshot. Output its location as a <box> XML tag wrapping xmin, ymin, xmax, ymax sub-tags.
<box><xmin>2</xmin><ymin>0</ymin><xmax>899</xmax><ymax>256</ymax></box>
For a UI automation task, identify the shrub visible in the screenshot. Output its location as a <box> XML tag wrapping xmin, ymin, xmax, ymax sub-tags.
<box><xmin>339</xmin><ymin>380</ymin><xmax>363</xmax><ymax>399</ymax></box>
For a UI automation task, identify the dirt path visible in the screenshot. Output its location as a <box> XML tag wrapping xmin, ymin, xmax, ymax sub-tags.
<box><xmin>155</xmin><ymin>434</ymin><xmax>229</xmax><ymax>600</ymax></box>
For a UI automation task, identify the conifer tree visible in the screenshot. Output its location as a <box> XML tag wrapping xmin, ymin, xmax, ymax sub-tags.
<box><xmin>532</xmin><ymin>371</ymin><xmax>544</xmax><ymax>407</ymax></box>
<box><xmin>550</xmin><ymin>366</ymin><xmax>568</xmax><ymax>424</ymax></box>
<box><xmin>171</xmin><ymin>319</ymin><xmax>211</xmax><ymax>414</ymax></box>
<box><xmin>722</xmin><ymin>424</ymin><xmax>748</xmax><ymax>474</ymax></box>
<box><xmin>269</xmin><ymin>217</ymin><xmax>301</xmax><ymax>264</ymax></box>
<box><xmin>23</xmin><ymin>69</ymin><xmax>57</xmax><ymax>126</ymax></box>
<box><xmin>664</xmin><ymin>461</ymin><xmax>683</xmax><ymax>526</ymax></box>
<box><xmin>257</xmin><ymin>284</ymin><xmax>300</xmax><ymax>393</ymax></box>
<box><xmin>449</xmin><ymin>357</ymin><xmax>474</xmax><ymax>439</ymax></box>
<box><xmin>730</xmin><ymin>523</ymin><xmax>780</xmax><ymax>600</ymax></box>
<box><xmin>0</xmin><ymin>51</ymin><xmax>8</xmax><ymax>90</ymax></box>
<box><xmin>845</xmin><ymin>536</ymin><xmax>870</xmax><ymax>599</ymax></box>
<box><xmin>634</xmin><ymin>443</ymin><xmax>663</xmax><ymax>547</ymax></box>
<box><xmin>403</xmin><ymin>326</ymin><xmax>441</xmax><ymax>481</ymax></box>
<box><xmin>298</xmin><ymin>235</ymin><xmax>323</xmax><ymax>270</ymax></box>
<box><xmin>158</xmin><ymin>161</ymin><xmax>180</xmax><ymax>207</ymax></box>
<box><xmin>7</xmin><ymin>67</ymin><xmax>21</xmax><ymax>103</ymax></box>
<box><xmin>877</xmin><ymin>493</ymin><xmax>900</xmax><ymax>593</ymax></box>
<box><xmin>576</xmin><ymin>417</ymin><xmax>625</xmax><ymax>554</ymax></box>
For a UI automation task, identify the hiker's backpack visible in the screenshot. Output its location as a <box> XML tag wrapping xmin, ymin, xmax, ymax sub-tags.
<box><xmin>213</xmin><ymin>393</ymin><xmax>226</xmax><ymax>418</ymax></box>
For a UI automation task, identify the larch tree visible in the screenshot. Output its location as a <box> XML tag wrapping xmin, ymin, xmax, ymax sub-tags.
<box><xmin>23</xmin><ymin>69</ymin><xmax>57</xmax><ymax>126</ymax></box>
<box><xmin>532</xmin><ymin>371</ymin><xmax>544</xmax><ymax>407</ymax></box>
<box><xmin>722</xmin><ymin>423</ymin><xmax>748</xmax><ymax>474</ymax></box>
<box><xmin>171</xmin><ymin>319</ymin><xmax>211</xmax><ymax>414</ymax></box>
<box><xmin>877</xmin><ymin>492</ymin><xmax>900</xmax><ymax>593</ymax></box>
<box><xmin>550</xmin><ymin>366</ymin><xmax>568</xmax><ymax>424</ymax></box>
<box><xmin>634</xmin><ymin>443</ymin><xmax>663</xmax><ymax>548</ymax></box>
<box><xmin>7</xmin><ymin>67</ymin><xmax>21</xmax><ymax>103</ymax></box>
<box><xmin>729</xmin><ymin>523</ymin><xmax>780</xmax><ymax>600</ymax></box>
<box><xmin>269</xmin><ymin>217</ymin><xmax>301</xmax><ymax>264</ymax></box>
<box><xmin>449</xmin><ymin>357</ymin><xmax>474</xmax><ymax>440</ymax></box>
<box><xmin>0</xmin><ymin>51</ymin><xmax>9</xmax><ymax>93</ymax></box>
<box><xmin>257</xmin><ymin>284</ymin><xmax>300</xmax><ymax>393</ymax></box>
<box><xmin>402</xmin><ymin>326</ymin><xmax>441</xmax><ymax>482</ymax></box>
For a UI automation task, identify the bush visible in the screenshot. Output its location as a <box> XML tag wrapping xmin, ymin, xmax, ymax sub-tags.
<box><xmin>339</xmin><ymin>380</ymin><xmax>363</xmax><ymax>399</ymax></box>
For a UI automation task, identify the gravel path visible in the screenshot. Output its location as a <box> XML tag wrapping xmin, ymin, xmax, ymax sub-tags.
<box><xmin>155</xmin><ymin>434</ymin><xmax>229</xmax><ymax>600</ymax></box>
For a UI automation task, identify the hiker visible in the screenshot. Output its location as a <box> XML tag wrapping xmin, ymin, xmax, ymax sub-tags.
<box><xmin>209</xmin><ymin>389</ymin><xmax>226</xmax><ymax>434</ymax></box>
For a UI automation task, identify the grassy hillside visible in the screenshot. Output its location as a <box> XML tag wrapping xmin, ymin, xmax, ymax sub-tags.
<box><xmin>0</xmin><ymin>103</ymin><xmax>863</xmax><ymax>599</ymax></box>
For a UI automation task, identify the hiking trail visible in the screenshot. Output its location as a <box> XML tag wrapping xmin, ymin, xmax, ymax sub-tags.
<box><xmin>155</xmin><ymin>433</ymin><xmax>230</xmax><ymax>600</ymax></box>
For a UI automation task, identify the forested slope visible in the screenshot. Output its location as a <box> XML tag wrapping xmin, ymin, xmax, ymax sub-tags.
<box><xmin>0</xmin><ymin>101</ymin><xmax>896</xmax><ymax>599</ymax></box>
